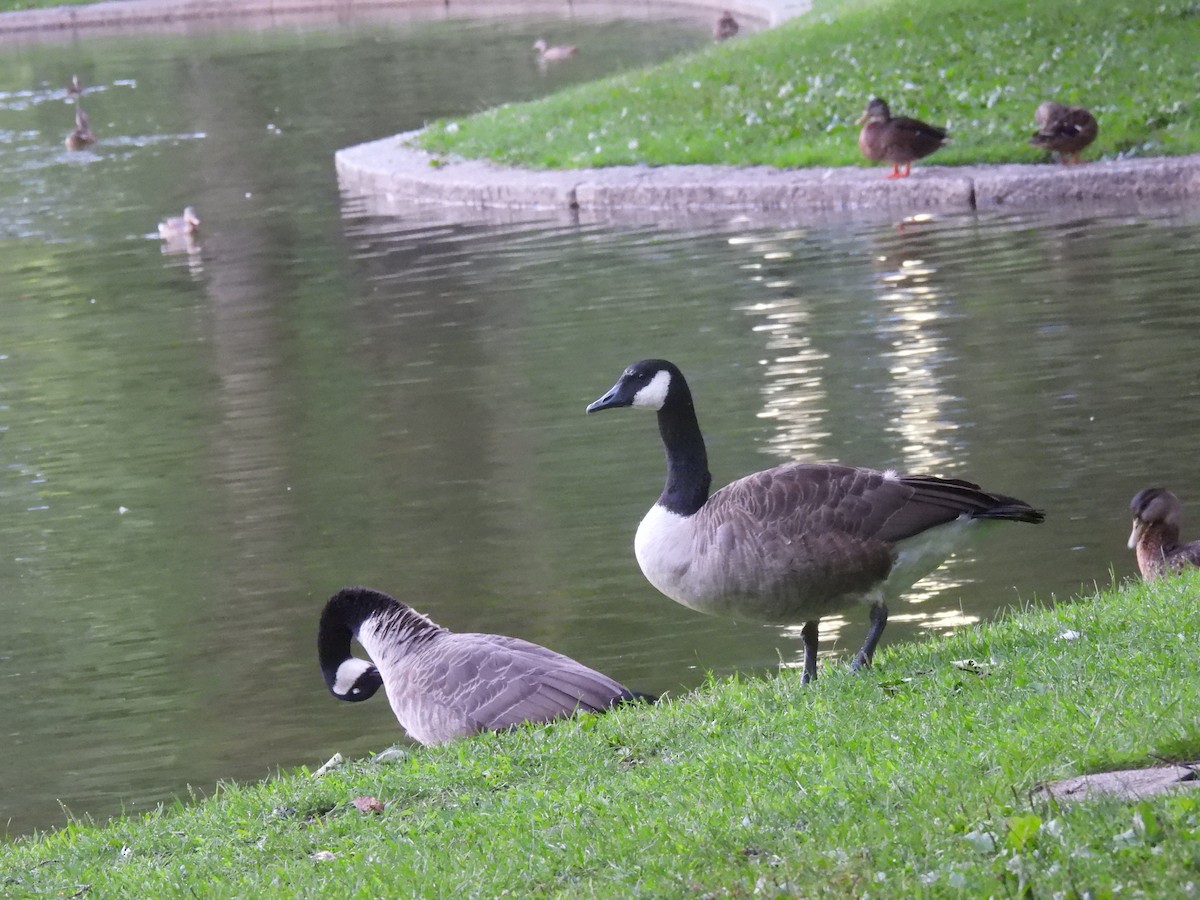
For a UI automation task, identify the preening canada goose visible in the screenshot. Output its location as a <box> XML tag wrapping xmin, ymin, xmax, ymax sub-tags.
<box><xmin>1030</xmin><ymin>101</ymin><xmax>1098</xmax><ymax>164</ymax></box>
<box><xmin>158</xmin><ymin>206</ymin><xmax>201</xmax><ymax>240</ymax></box>
<box><xmin>1128</xmin><ymin>488</ymin><xmax>1200</xmax><ymax>580</ymax></box>
<box><xmin>586</xmin><ymin>359</ymin><xmax>1044</xmax><ymax>683</ymax></box>
<box><xmin>319</xmin><ymin>586</ymin><xmax>650</xmax><ymax>746</ymax></box>
<box><xmin>857</xmin><ymin>97</ymin><xmax>948</xmax><ymax>179</ymax></box>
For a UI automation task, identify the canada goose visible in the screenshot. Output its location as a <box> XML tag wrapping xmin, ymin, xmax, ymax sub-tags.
<box><xmin>319</xmin><ymin>586</ymin><xmax>650</xmax><ymax>746</ymax></box>
<box><xmin>586</xmin><ymin>359</ymin><xmax>1044</xmax><ymax>683</ymax></box>
<box><xmin>533</xmin><ymin>39</ymin><xmax>578</xmax><ymax>62</ymax></box>
<box><xmin>64</xmin><ymin>102</ymin><xmax>96</xmax><ymax>151</ymax></box>
<box><xmin>158</xmin><ymin>206</ymin><xmax>200</xmax><ymax>240</ymax></box>
<box><xmin>857</xmin><ymin>98</ymin><xmax>948</xmax><ymax>179</ymax></box>
<box><xmin>1030</xmin><ymin>101</ymin><xmax>1099</xmax><ymax>164</ymax></box>
<box><xmin>67</xmin><ymin>74</ymin><xmax>84</xmax><ymax>97</ymax></box>
<box><xmin>713</xmin><ymin>11</ymin><xmax>739</xmax><ymax>40</ymax></box>
<box><xmin>1128</xmin><ymin>488</ymin><xmax>1200</xmax><ymax>580</ymax></box>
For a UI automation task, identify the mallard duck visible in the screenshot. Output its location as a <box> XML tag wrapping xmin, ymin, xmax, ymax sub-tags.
<box><xmin>158</xmin><ymin>206</ymin><xmax>201</xmax><ymax>239</ymax></box>
<box><xmin>1128</xmin><ymin>488</ymin><xmax>1200</xmax><ymax>580</ymax></box>
<box><xmin>64</xmin><ymin>103</ymin><xmax>96</xmax><ymax>151</ymax></box>
<box><xmin>533</xmin><ymin>39</ymin><xmax>577</xmax><ymax>62</ymax></box>
<box><xmin>857</xmin><ymin>98</ymin><xmax>948</xmax><ymax>179</ymax></box>
<box><xmin>713</xmin><ymin>11</ymin><xmax>739</xmax><ymax>40</ymax></box>
<box><xmin>1030</xmin><ymin>101</ymin><xmax>1098</xmax><ymax>164</ymax></box>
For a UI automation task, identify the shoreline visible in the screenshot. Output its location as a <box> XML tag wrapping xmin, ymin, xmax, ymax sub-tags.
<box><xmin>336</xmin><ymin>129</ymin><xmax>1200</xmax><ymax>220</ymax></box>
<box><xmin>4</xmin><ymin>0</ymin><xmax>1196</xmax><ymax>217</ymax></box>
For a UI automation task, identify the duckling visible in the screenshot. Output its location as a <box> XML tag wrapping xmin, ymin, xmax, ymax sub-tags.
<box><xmin>713</xmin><ymin>11</ymin><xmax>739</xmax><ymax>40</ymax></box>
<box><xmin>857</xmin><ymin>98</ymin><xmax>948</xmax><ymax>179</ymax></box>
<box><xmin>1128</xmin><ymin>488</ymin><xmax>1200</xmax><ymax>580</ymax></box>
<box><xmin>64</xmin><ymin>103</ymin><xmax>96</xmax><ymax>151</ymax></box>
<box><xmin>157</xmin><ymin>206</ymin><xmax>201</xmax><ymax>240</ymax></box>
<box><xmin>533</xmin><ymin>39</ymin><xmax>578</xmax><ymax>62</ymax></box>
<box><xmin>1029</xmin><ymin>101</ymin><xmax>1098</xmax><ymax>164</ymax></box>
<box><xmin>319</xmin><ymin>586</ymin><xmax>653</xmax><ymax>746</ymax></box>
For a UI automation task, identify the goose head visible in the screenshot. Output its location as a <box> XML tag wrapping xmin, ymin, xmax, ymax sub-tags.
<box><xmin>1129</xmin><ymin>487</ymin><xmax>1184</xmax><ymax>549</ymax></box>
<box><xmin>318</xmin><ymin>588</ymin><xmax>387</xmax><ymax>702</ymax></box>
<box><xmin>585</xmin><ymin>358</ymin><xmax>683</xmax><ymax>413</ymax></box>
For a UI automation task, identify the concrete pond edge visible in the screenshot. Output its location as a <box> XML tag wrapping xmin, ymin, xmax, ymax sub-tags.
<box><xmin>336</xmin><ymin>130</ymin><xmax>1200</xmax><ymax>220</ymax></box>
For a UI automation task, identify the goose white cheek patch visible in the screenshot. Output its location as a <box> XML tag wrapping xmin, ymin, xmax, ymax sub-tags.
<box><xmin>632</xmin><ymin>369</ymin><xmax>672</xmax><ymax>410</ymax></box>
<box><xmin>333</xmin><ymin>658</ymin><xmax>376</xmax><ymax>697</ymax></box>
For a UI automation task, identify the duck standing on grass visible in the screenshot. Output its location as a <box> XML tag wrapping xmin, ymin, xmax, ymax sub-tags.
<box><xmin>1029</xmin><ymin>101</ymin><xmax>1098</xmax><ymax>164</ymax></box>
<box><xmin>533</xmin><ymin>39</ymin><xmax>578</xmax><ymax>62</ymax></box>
<box><xmin>713</xmin><ymin>11</ymin><xmax>739</xmax><ymax>40</ymax></box>
<box><xmin>857</xmin><ymin>97</ymin><xmax>948</xmax><ymax>178</ymax></box>
<box><xmin>1128</xmin><ymin>488</ymin><xmax>1200</xmax><ymax>580</ymax></box>
<box><xmin>586</xmin><ymin>359</ymin><xmax>1044</xmax><ymax>684</ymax></box>
<box><xmin>319</xmin><ymin>586</ymin><xmax>653</xmax><ymax>746</ymax></box>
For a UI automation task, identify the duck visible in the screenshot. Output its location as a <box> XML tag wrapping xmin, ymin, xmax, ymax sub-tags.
<box><xmin>64</xmin><ymin>102</ymin><xmax>96</xmax><ymax>151</ymax></box>
<box><xmin>66</xmin><ymin>74</ymin><xmax>84</xmax><ymax>97</ymax></box>
<box><xmin>713</xmin><ymin>11</ymin><xmax>739</xmax><ymax>40</ymax></box>
<box><xmin>533</xmin><ymin>39</ymin><xmax>578</xmax><ymax>62</ymax></box>
<box><xmin>586</xmin><ymin>359</ymin><xmax>1044</xmax><ymax>683</ymax></box>
<box><xmin>1128</xmin><ymin>488</ymin><xmax>1200</xmax><ymax>580</ymax></box>
<box><xmin>158</xmin><ymin>206</ymin><xmax>201</xmax><ymax>240</ymax></box>
<box><xmin>318</xmin><ymin>586</ymin><xmax>652</xmax><ymax>746</ymax></box>
<box><xmin>1029</xmin><ymin>101</ymin><xmax>1098</xmax><ymax>164</ymax></box>
<box><xmin>857</xmin><ymin>98</ymin><xmax>948</xmax><ymax>179</ymax></box>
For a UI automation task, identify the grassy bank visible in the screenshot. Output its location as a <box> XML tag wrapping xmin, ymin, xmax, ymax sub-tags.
<box><xmin>419</xmin><ymin>0</ymin><xmax>1200</xmax><ymax>168</ymax></box>
<box><xmin>3</xmin><ymin>572</ymin><xmax>1199</xmax><ymax>895</ymax></box>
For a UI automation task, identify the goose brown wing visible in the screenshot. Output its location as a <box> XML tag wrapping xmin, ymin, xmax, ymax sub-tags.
<box><xmin>415</xmin><ymin>635</ymin><xmax>630</xmax><ymax>733</ymax></box>
<box><xmin>703</xmin><ymin>464</ymin><xmax>1038</xmax><ymax>547</ymax></box>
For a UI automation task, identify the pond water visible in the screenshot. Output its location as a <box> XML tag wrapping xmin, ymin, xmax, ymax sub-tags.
<box><xmin>2</xmin><ymin>12</ymin><xmax>1199</xmax><ymax>840</ymax></box>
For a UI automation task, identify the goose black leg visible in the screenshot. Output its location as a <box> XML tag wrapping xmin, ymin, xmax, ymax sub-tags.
<box><xmin>800</xmin><ymin>620</ymin><xmax>819</xmax><ymax>684</ymax></box>
<box><xmin>851</xmin><ymin>602</ymin><xmax>888</xmax><ymax>672</ymax></box>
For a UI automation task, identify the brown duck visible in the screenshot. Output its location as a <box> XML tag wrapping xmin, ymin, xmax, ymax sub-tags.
<box><xmin>713</xmin><ymin>11</ymin><xmax>739</xmax><ymax>40</ymax></box>
<box><xmin>1128</xmin><ymin>488</ymin><xmax>1200</xmax><ymax>580</ymax></box>
<box><xmin>857</xmin><ymin>98</ymin><xmax>948</xmax><ymax>179</ymax></box>
<box><xmin>1030</xmin><ymin>101</ymin><xmax>1098</xmax><ymax>164</ymax></box>
<box><xmin>64</xmin><ymin>102</ymin><xmax>96</xmax><ymax>151</ymax></box>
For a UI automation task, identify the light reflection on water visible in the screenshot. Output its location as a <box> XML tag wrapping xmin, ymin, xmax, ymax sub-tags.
<box><xmin>3</xmin><ymin>15</ymin><xmax>1200</xmax><ymax>842</ymax></box>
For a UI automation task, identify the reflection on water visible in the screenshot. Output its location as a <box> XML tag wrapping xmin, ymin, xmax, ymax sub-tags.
<box><xmin>2</xmin><ymin>15</ymin><xmax>1200</xmax><ymax>843</ymax></box>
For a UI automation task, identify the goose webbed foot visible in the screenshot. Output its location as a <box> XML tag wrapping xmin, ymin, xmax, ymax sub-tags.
<box><xmin>800</xmin><ymin>620</ymin><xmax>819</xmax><ymax>684</ymax></box>
<box><xmin>850</xmin><ymin>602</ymin><xmax>888</xmax><ymax>672</ymax></box>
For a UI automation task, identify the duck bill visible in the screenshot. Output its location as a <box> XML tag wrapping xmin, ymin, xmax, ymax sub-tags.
<box><xmin>1127</xmin><ymin>520</ymin><xmax>1145</xmax><ymax>550</ymax></box>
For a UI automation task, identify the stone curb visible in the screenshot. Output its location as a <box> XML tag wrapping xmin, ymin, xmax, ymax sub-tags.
<box><xmin>336</xmin><ymin>130</ymin><xmax>1200</xmax><ymax>218</ymax></box>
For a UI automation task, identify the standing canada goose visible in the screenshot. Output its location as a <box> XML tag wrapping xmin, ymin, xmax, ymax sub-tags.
<box><xmin>857</xmin><ymin>98</ymin><xmax>948</xmax><ymax>179</ymax></box>
<box><xmin>158</xmin><ymin>206</ymin><xmax>201</xmax><ymax>240</ymax></box>
<box><xmin>586</xmin><ymin>360</ymin><xmax>1044</xmax><ymax>683</ymax></box>
<box><xmin>1030</xmin><ymin>101</ymin><xmax>1099</xmax><ymax>164</ymax></box>
<box><xmin>713</xmin><ymin>11</ymin><xmax>739</xmax><ymax>40</ymax></box>
<box><xmin>319</xmin><ymin>586</ymin><xmax>650</xmax><ymax>746</ymax></box>
<box><xmin>533</xmin><ymin>39</ymin><xmax>578</xmax><ymax>62</ymax></box>
<box><xmin>1128</xmin><ymin>488</ymin><xmax>1200</xmax><ymax>580</ymax></box>
<box><xmin>64</xmin><ymin>102</ymin><xmax>96</xmax><ymax>151</ymax></box>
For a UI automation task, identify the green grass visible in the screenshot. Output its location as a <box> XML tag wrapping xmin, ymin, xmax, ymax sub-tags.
<box><xmin>4</xmin><ymin>572</ymin><xmax>1200</xmax><ymax>895</ymax></box>
<box><xmin>419</xmin><ymin>0</ymin><xmax>1200</xmax><ymax>168</ymax></box>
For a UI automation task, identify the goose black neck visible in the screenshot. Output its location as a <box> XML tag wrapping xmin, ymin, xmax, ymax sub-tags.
<box><xmin>656</xmin><ymin>380</ymin><xmax>712</xmax><ymax>517</ymax></box>
<box><xmin>317</xmin><ymin>587</ymin><xmax>442</xmax><ymax>682</ymax></box>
